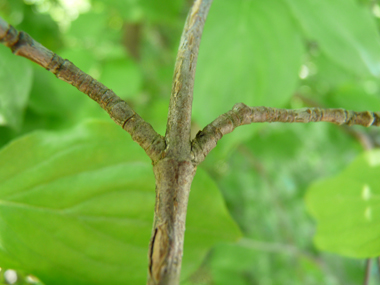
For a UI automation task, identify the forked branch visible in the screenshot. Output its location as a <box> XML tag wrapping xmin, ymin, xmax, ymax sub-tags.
<box><xmin>0</xmin><ymin>17</ymin><xmax>165</xmax><ymax>163</ymax></box>
<box><xmin>191</xmin><ymin>103</ymin><xmax>380</xmax><ymax>164</ymax></box>
<box><xmin>148</xmin><ymin>0</ymin><xmax>213</xmax><ymax>284</ymax></box>
<box><xmin>3</xmin><ymin>2</ymin><xmax>379</xmax><ymax>284</ymax></box>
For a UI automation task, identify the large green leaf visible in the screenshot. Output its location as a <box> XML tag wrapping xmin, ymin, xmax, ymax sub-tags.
<box><xmin>193</xmin><ymin>0</ymin><xmax>303</xmax><ymax>155</ymax></box>
<box><xmin>0</xmin><ymin>120</ymin><xmax>240</xmax><ymax>284</ymax></box>
<box><xmin>0</xmin><ymin>47</ymin><xmax>33</xmax><ymax>130</ymax></box>
<box><xmin>284</xmin><ymin>0</ymin><xmax>380</xmax><ymax>77</ymax></box>
<box><xmin>306</xmin><ymin>150</ymin><xmax>380</xmax><ymax>258</ymax></box>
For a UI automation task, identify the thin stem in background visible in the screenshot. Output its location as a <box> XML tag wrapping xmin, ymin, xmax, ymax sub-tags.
<box><xmin>363</xmin><ymin>258</ymin><xmax>372</xmax><ymax>285</ymax></box>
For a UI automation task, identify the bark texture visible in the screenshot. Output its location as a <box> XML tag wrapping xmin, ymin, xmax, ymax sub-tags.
<box><xmin>165</xmin><ymin>0</ymin><xmax>213</xmax><ymax>160</ymax></box>
<box><xmin>148</xmin><ymin>0</ymin><xmax>213</xmax><ymax>284</ymax></box>
<box><xmin>148</xmin><ymin>159</ymin><xmax>196</xmax><ymax>284</ymax></box>
<box><xmin>191</xmin><ymin>103</ymin><xmax>380</xmax><ymax>164</ymax></box>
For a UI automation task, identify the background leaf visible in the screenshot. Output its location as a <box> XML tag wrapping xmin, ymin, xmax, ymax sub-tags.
<box><xmin>284</xmin><ymin>0</ymin><xmax>380</xmax><ymax>77</ymax></box>
<box><xmin>95</xmin><ymin>0</ymin><xmax>185</xmax><ymax>22</ymax></box>
<box><xmin>0</xmin><ymin>47</ymin><xmax>33</xmax><ymax>130</ymax></box>
<box><xmin>193</xmin><ymin>0</ymin><xmax>303</xmax><ymax>155</ymax></box>
<box><xmin>0</xmin><ymin>120</ymin><xmax>240</xmax><ymax>284</ymax></box>
<box><xmin>100</xmin><ymin>57</ymin><xmax>142</xmax><ymax>99</ymax></box>
<box><xmin>306</xmin><ymin>150</ymin><xmax>380</xmax><ymax>258</ymax></box>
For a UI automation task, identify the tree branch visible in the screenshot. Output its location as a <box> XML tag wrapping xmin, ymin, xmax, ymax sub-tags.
<box><xmin>0</xmin><ymin>16</ymin><xmax>165</xmax><ymax>163</ymax></box>
<box><xmin>165</xmin><ymin>0</ymin><xmax>213</xmax><ymax>160</ymax></box>
<box><xmin>147</xmin><ymin>1</ymin><xmax>213</xmax><ymax>284</ymax></box>
<box><xmin>294</xmin><ymin>94</ymin><xmax>376</xmax><ymax>151</ymax></box>
<box><xmin>191</xmin><ymin>103</ymin><xmax>380</xmax><ymax>164</ymax></box>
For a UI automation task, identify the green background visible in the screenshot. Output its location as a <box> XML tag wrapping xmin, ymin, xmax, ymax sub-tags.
<box><xmin>1</xmin><ymin>0</ymin><xmax>380</xmax><ymax>284</ymax></box>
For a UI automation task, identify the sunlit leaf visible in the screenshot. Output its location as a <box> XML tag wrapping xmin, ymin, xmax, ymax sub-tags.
<box><xmin>284</xmin><ymin>0</ymin><xmax>380</xmax><ymax>77</ymax></box>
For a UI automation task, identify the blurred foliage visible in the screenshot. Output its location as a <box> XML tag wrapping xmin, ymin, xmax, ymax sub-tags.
<box><xmin>307</xmin><ymin>150</ymin><xmax>380</xmax><ymax>258</ymax></box>
<box><xmin>0</xmin><ymin>0</ymin><xmax>380</xmax><ymax>284</ymax></box>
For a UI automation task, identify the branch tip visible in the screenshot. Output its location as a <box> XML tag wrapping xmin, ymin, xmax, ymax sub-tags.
<box><xmin>191</xmin><ymin>105</ymin><xmax>380</xmax><ymax>164</ymax></box>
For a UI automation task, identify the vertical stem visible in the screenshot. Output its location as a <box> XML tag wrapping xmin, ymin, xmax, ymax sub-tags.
<box><xmin>147</xmin><ymin>0</ymin><xmax>213</xmax><ymax>284</ymax></box>
<box><xmin>148</xmin><ymin>159</ymin><xmax>196</xmax><ymax>285</ymax></box>
<box><xmin>165</xmin><ymin>0</ymin><xmax>213</xmax><ymax>159</ymax></box>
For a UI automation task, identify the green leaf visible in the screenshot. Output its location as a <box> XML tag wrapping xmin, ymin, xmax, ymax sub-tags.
<box><xmin>0</xmin><ymin>47</ymin><xmax>33</xmax><ymax>130</ymax></box>
<box><xmin>184</xmin><ymin>169</ymin><xmax>242</xmax><ymax>278</ymax></box>
<box><xmin>306</xmin><ymin>150</ymin><xmax>380</xmax><ymax>258</ymax></box>
<box><xmin>284</xmin><ymin>0</ymin><xmax>380</xmax><ymax>77</ymax></box>
<box><xmin>0</xmin><ymin>120</ymin><xmax>240</xmax><ymax>284</ymax></box>
<box><xmin>27</xmin><ymin>66</ymin><xmax>66</xmax><ymax>117</ymax></box>
<box><xmin>193</xmin><ymin>0</ymin><xmax>303</xmax><ymax>155</ymax></box>
<box><xmin>100</xmin><ymin>57</ymin><xmax>142</xmax><ymax>99</ymax></box>
<box><xmin>326</xmin><ymin>83</ymin><xmax>380</xmax><ymax>111</ymax></box>
<box><xmin>27</xmin><ymin>47</ymin><xmax>109</xmax><ymax>127</ymax></box>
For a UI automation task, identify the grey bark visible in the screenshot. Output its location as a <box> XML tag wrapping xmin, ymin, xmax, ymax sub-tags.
<box><xmin>191</xmin><ymin>103</ymin><xmax>380</xmax><ymax>164</ymax></box>
<box><xmin>148</xmin><ymin>1</ymin><xmax>213</xmax><ymax>284</ymax></box>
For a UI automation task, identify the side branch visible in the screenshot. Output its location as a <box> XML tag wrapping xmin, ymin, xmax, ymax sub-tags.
<box><xmin>0</xmin><ymin>17</ymin><xmax>164</xmax><ymax>163</ymax></box>
<box><xmin>191</xmin><ymin>103</ymin><xmax>380</xmax><ymax>164</ymax></box>
<box><xmin>165</xmin><ymin>0</ymin><xmax>213</xmax><ymax>159</ymax></box>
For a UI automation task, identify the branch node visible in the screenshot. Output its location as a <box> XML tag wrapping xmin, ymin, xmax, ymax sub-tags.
<box><xmin>47</xmin><ymin>53</ymin><xmax>65</xmax><ymax>74</ymax></box>
<box><xmin>0</xmin><ymin>25</ymin><xmax>18</xmax><ymax>47</ymax></box>
<box><xmin>121</xmin><ymin>111</ymin><xmax>137</xmax><ymax>129</ymax></box>
<box><xmin>373</xmin><ymin>113</ymin><xmax>380</xmax><ymax>126</ymax></box>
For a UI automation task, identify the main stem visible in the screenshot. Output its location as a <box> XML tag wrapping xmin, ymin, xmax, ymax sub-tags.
<box><xmin>147</xmin><ymin>0</ymin><xmax>213</xmax><ymax>284</ymax></box>
<box><xmin>148</xmin><ymin>160</ymin><xmax>196</xmax><ymax>284</ymax></box>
